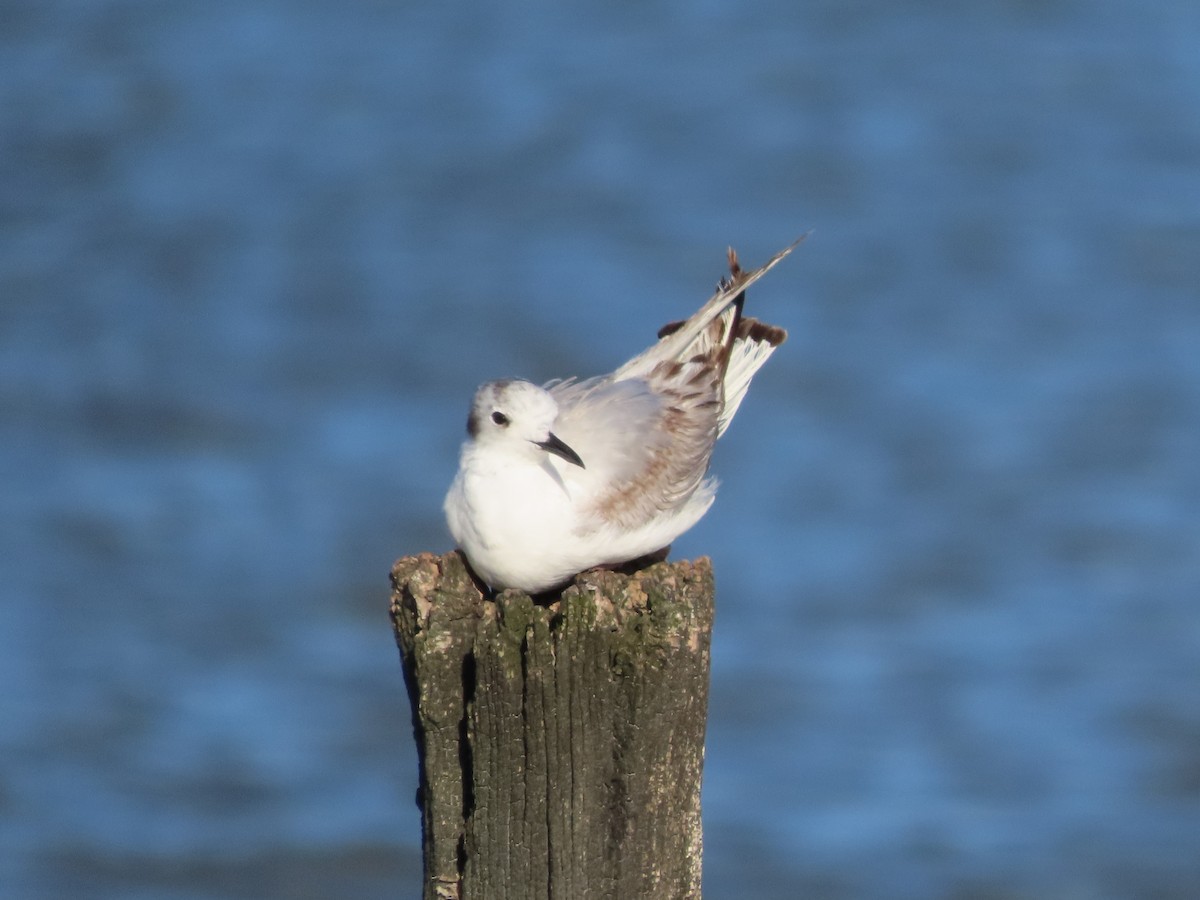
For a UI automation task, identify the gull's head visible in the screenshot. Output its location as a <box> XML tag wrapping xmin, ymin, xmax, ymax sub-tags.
<box><xmin>467</xmin><ymin>380</ymin><xmax>585</xmax><ymax>468</ymax></box>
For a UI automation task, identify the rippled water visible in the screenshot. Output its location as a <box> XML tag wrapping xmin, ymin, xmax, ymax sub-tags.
<box><xmin>4</xmin><ymin>1</ymin><xmax>1199</xmax><ymax>897</ymax></box>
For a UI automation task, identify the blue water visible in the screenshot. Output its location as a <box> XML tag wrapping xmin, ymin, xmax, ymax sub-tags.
<box><xmin>4</xmin><ymin>1</ymin><xmax>1199</xmax><ymax>897</ymax></box>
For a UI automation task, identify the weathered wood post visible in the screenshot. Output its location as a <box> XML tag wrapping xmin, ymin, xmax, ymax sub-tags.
<box><xmin>390</xmin><ymin>549</ymin><xmax>714</xmax><ymax>899</ymax></box>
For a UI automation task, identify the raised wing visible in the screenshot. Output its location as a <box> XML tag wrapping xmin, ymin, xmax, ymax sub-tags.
<box><xmin>546</xmin><ymin>238</ymin><xmax>803</xmax><ymax>533</ymax></box>
<box><xmin>611</xmin><ymin>236</ymin><xmax>805</xmax><ymax>384</ymax></box>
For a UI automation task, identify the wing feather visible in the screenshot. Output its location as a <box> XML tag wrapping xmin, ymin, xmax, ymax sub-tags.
<box><xmin>544</xmin><ymin>238</ymin><xmax>803</xmax><ymax>534</ymax></box>
<box><xmin>547</xmin><ymin>371</ymin><xmax>719</xmax><ymax>533</ymax></box>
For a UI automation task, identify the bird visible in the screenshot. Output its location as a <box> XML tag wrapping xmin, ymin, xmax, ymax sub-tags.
<box><xmin>444</xmin><ymin>238</ymin><xmax>802</xmax><ymax>593</ymax></box>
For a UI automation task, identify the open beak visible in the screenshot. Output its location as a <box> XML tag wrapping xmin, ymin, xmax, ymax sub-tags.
<box><xmin>535</xmin><ymin>432</ymin><xmax>585</xmax><ymax>469</ymax></box>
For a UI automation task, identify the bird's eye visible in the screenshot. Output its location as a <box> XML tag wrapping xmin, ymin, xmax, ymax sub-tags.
<box><xmin>491</xmin><ymin>411</ymin><xmax>510</xmax><ymax>426</ymax></box>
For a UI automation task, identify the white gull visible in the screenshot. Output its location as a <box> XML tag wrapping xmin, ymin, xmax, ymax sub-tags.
<box><xmin>444</xmin><ymin>239</ymin><xmax>801</xmax><ymax>593</ymax></box>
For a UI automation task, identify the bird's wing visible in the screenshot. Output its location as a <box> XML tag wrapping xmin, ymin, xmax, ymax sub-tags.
<box><xmin>544</xmin><ymin>238</ymin><xmax>803</xmax><ymax>533</ymax></box>
<box><xmin>547</xmin><ymin>373</ymin><xmax>719</xmax><ymax>533</ymax></box>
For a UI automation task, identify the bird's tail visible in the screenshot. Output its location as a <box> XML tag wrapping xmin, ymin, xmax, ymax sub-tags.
<box><xmin>615</xmin><ymin>236</ymin><xmax>803</xmax><ymax>435</ymax></box>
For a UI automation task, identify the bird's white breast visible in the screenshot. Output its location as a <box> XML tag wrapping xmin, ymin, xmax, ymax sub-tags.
<box><xmin>445</xmin><ymin>446</ymin><xmax>582</xmax><ymax>591</ymax></box>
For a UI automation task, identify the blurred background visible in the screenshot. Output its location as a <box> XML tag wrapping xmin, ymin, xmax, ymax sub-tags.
<box><xmin>3</xmin><ymin>1</ymin><xmax>1199</xmax><ymax>897</ymax></box>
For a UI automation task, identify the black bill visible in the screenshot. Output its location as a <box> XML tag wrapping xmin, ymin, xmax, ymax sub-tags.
<box><xmin>535</xmin><ymin>432</ymin><xmax>585</xmax><ymax>469</ymax></box>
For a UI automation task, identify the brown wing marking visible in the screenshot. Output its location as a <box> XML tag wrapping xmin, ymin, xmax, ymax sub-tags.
<box><xmin>586</xmin><ymin>363</ymin><xmax>721</xmax><ymax>531</ymax></box>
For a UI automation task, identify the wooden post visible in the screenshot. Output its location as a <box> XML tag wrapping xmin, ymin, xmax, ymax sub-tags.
<box><xmin>389</xmin><ymin>550</ymin><xmax>714</xmax><ymax>900</ymax></box>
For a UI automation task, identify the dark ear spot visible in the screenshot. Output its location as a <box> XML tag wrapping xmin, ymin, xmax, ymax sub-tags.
<box><xmin>467</xmin><ymin>410</ymin><xmax>479</xmax><ymax>437</ymax></box>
